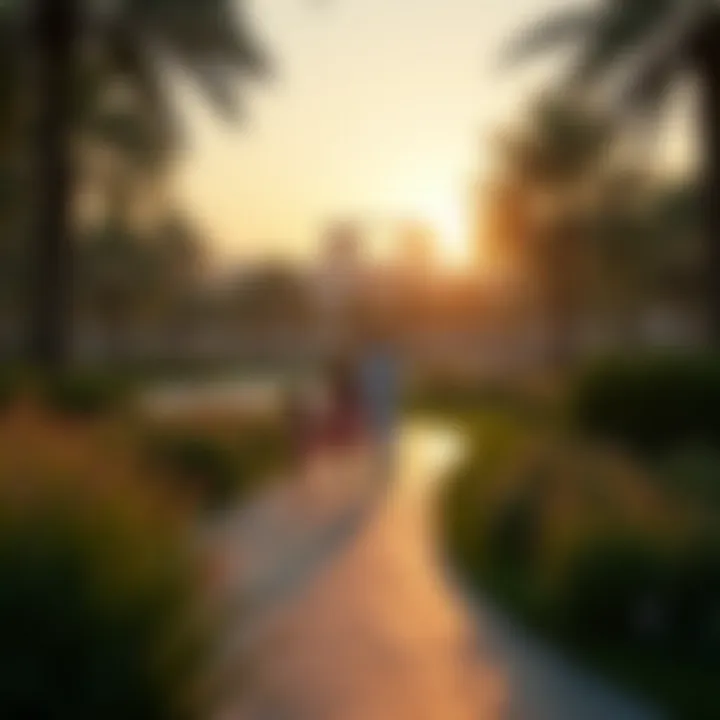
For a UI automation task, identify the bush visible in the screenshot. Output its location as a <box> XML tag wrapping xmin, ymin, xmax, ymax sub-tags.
<box><xmin>146</xmin><ymin>432</ymin><xmax>240</xmax><ymax>510</ymax></box>
<box><xmin>558</xmin><ymin>534</ymin><xmax>720</xmax><ymax>657</ymax></box>
<box><xmin>557</xmin><ymin>536</ymin><xmax>674</xmax><ymax>646</ymax></box>
<box><xmin>439</xmin><ymin>409</ymin><xmax>720</xmax><ymax>717</ymax></box>
<box><xmin>664</xmin><ymin>445</ymin><xmax>720</xmax><ymax>504</ymax></box>
<box><xmin>0</xmin><ymin>485</ymin><xmax>207</xmax><ymax>720</ymax></box>
<box><xmin>234</xmin><ymin>422</ymin><xmax>289</xmax><ymax>489</ymax></box>
<box><xmin>409</xmin><ymin>378</ymin><xmax>547</xmax><ymax>421</ymax></box>
<box><xmin>40</xmin><ymin>372</ymin><xmax>131</xmax><ymax>416</ymax></box>
<box><xmin>146</xmin><ymin>422</ymin><xmax>287</xmax><ymax>510</ymax></box>
<box><xmin>0</xmin><ymin>367</ymin><xmax>21</xmax><ymax>413</ymax></box>
<box><xmin>671</xmin><ymin>539</ymin><xmax>720</xmax><ymax>658</ymax></box>
<box><xmin>484</xmin><ymin>471</ymin><xmax>546</xmax><ymax>576</ymax></box>
<box><xmin>440</xmin><ymin>417</ymin><xmax>525</xmax><ymax>568</ymax></box>
<box><xmin>572</xmin><ymin>353</ymin><xmax>720</xmax><ymax>456</ymax></box>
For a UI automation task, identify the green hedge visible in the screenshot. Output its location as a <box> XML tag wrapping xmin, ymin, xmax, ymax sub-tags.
<box><xmin>439</xmin><ymin>413</ymin><xmax>720</xmax><ymax>718</ymax></box>
<box><xmin>572</xmin><ymin>354</ymin><xmax>720</xmax><ymax>455</ymax></box>
<box><xmin>558</xmin><ymin>536</ymin><xmax>676</xmax><ymax>647</ymax></box>
<box><xmin>0</xmin><ymin>367</ymin><xmax>21</xmax><ymax>413</ymax></box>
<box><xmin>40</xmin><ymin>372</ymin><xmax>132</xmax><ymax>416</ymax></box>
<box><xmin>145</xmin><ymin>422</ymin><xmax>287</xmax><ymax>511</ymax></box>
<box><xmin>0</xmin><ymin>487</ymin><xmax>207</xmax><ymax>720</ymax></box>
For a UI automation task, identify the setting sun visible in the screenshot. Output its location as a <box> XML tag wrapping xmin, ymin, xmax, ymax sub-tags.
<box><xmin>415</xmin><ymin>193</ymin><xmax>471</xmax><ymax>268</ymax></box>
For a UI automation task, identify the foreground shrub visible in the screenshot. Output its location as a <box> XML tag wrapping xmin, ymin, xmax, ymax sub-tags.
<box><xmin>408</xmin><ymin>377</ymin><xmax>548</xmax><ymax>422</ymax></box>
<box><xmin>0</xmin><ymin>367</ymin><xmax>22</xmax><ymax>413</ymax></box>
<box><xmin>559</xmin><ymin>534</ymin><xmax>720</xmax><ymax>657</ymax></box>
<box><xmin>234</xmin><ymin>421</ymin><xmax>289</xmax><ymax>490</ymax></box>
<box><xmin>663</xmin><ymin>445</ymin><xmax>720</xmax><ymax>504</ymax></box>
<box><xmin>0</xmin><ymin>484</ymin><xmax>208</xmax><ymax>720</ymax></box>
<box><xmin>40</xmin><ymin>372</ymin><xmax>131</xmax><ymax>416</ymax></box>
<box><xmin>572</xmin><ymin>353</ymin><xmax>720</xmax><ymax>455</ymax></box>
<box><xmin>440</xmin><ymin>416</ymin><xmax>525</xmax><ymax>570</ymax></box>
<box><xmin>146</xmin><ymin>421</ymin><xmax>287</xmax><ymax>510</ymax></box>
<box><xmin>440</xmin><ymin>410</ymin><xmax>720</xmax><ymax>717</ymax></box>
<box><xmin>147</xmin><ymin>432</ymin><xmax>239</xmax><ymax>510</ymax></box>
<box><xmin>557</xmin><ymin>536</ymin><xmax>674</xmax><ymax>646</ymax></box>
<box><xmin>671</xmin><ymin>539</ymin><xmax>720</xmax><ymax>658</ymax></box>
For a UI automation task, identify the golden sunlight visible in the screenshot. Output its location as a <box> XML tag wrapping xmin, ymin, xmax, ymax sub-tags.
<box><xmin>416</xmin><ymin>193</ymin><xmax>470</xmax><ymax>268</ymax></box>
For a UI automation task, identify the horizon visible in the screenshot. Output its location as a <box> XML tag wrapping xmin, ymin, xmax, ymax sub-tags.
<box><xmin>173</xmin><ymin>0</ymin><xmax>696</xmax><ymax>269</ymax></box>
<box><xmin>173</xmin><ymin>0</ymin><xmax>580</xmax><ymax>266</ymax></box>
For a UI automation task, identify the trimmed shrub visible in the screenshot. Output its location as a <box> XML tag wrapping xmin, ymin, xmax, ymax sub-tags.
<box><xmin>146</xmin><ymin>432</ymin><xmax>240</xmax><ymax>510</ymax></box>
<box><xmin>40</xmin><ymin>372</ymin><xmax>131</xmax><ymax>416</ymax></box>
<box><xmin>440</xmin><ymin>408</ymin><xmax>720</xmax><ymax>717</ymax></box>
<box><xmin>0</xmin><ymin>485</ymin><xmax>207</xmax><ymax>720</ymax></box>
<box><xmin>557</xmin><ymin>536</ymin><xmax>674</xmax><ymax>646</ymax></box>
<box><xmin>671</xmin><ymin>539</ymin><xmax>720</xmax><ymax>658</ymax></box>
<box><xmin>440</xmin><ymin>417</ymin><xmax>525</xmax><ymax>567</ymax></box>
<box><xmin>558</xmin><ymin>534</ymin><xmax>720</xmax><ymax>659</ymax></box>
<box><xmin>146</xmin><ymin>422</ymin><xmax>287</xmax><ymax>510</ymax></box>
<box><xmin>0</xmin><ymin>366</ymin><xmax>21</xmax><ymax>413</ymax></box>
<box><xmin>234</xmin><ymin>422</ymin><xmax>288</xmax><ymax>490</ymax></box>
<box><xmin>484</xmin><ymin>471</ymin><xmax>547</xmax><ymax>576</ymax></box>
<box><xmin>572</xmin><ymin>353</ymin><xmax>720</xmax><ymax>455</ymax></box>
<box><xmin>664</xmin><ymin>445</ymin><xmax>720</xmax><ymax>504</ymax></box>
<box><xmin>410</xmin><ymin>379</ymin><xmax>546</xmax><ymax>420</ymax></box>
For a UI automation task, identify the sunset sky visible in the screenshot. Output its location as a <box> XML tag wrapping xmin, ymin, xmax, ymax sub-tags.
<box><xmin>174</xmin><ymin>0</ymin><xmax>691</xmax><ymax>266</ymax></box>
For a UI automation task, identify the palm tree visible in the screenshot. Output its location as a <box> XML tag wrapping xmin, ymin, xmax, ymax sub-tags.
<box><xmin>31</xmin><ymin>0</ymin><xmax>79</xmax><ymax>367</ymax></box>
<box><xmin>493</xmin><ymin>93</ymin><xmax>613</xmax><ymax>366</ymax></box>
<box><xmin>77</xmin><ymin>209</ymin><xmax>207</xmax><ymax>362</ymax></box>
<box><xmin>507</xmin><ymin>0</ymin><xmax>720</xmax><ymax>343</ymax></box>
<box><xmin>25</xmin><ymin>0</ymin><xmax>267</xmax><ymax>367</ymax></box>
<box><xmin>589</xmin><ymin>169</ymin><xmax>665</xmax><ymax>345</ymax></box>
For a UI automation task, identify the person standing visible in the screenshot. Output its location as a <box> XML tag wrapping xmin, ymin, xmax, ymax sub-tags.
<box><xmin>324</xmin><ymin>354</ymin><xmax>364</xmax><ymax>452</ymax></box>
<box><xmin>284</xmin><ymin>381</ymin><xmax>316</xmax><ymax>485</ymax></box>
<box><xmin>359</xmin><ymin>334</ymin><xmax>399</xmax><ymax>484</ymax></box>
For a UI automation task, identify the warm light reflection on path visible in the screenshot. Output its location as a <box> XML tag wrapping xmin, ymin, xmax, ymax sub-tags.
<box><xmin>211</xmin><ymin>424</ymin><xmax>658</xmax><ymax>720</ymax></box>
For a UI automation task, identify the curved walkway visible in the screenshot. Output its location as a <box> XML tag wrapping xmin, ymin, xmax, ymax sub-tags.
<box><xmin>208</xmin><ymin>424</ymin><xmax>661</xmax><ymax>720</ymax></box>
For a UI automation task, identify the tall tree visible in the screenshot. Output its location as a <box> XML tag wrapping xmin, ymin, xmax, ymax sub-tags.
<box><xmin>77</xmin><ymin>209</ymin><xmax>206</xmax><ymax>362</ymax></box>
<box><xmin>24</xmin><ymin>0</ymin><xmax>267</xmax><ymax>367</ymax></box>
<box><xmin>507</xmin><ymin>0</ymin><xmax>720</xmax><ymax>343</ymax></box>
<box><xmin>493</xmin><ymin>93</ymin><xmax>612</xmax><ymax>366</ymax></box>
<box><xmin>32</xmin><ymin>0</ymin><xmax>79</xmax><ymax>367</ymax></box>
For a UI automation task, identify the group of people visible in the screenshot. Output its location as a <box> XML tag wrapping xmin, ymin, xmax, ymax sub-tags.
<box><xmin>285</xmin><ymin>342</ymin><xmax>398</xmax><ymax>487</ymax></box>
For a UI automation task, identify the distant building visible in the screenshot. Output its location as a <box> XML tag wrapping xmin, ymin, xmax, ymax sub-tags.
<box><xmin>315</xmin><ymin>221</ymin><xmax>367</xmax><ymax>345</ymax></box>
<box><xmin>395</xmin><ymin>221</ymin><xmax>437</xmax><ymax>276</ymax></box>
<box><xmin>323</xmin><ymin>221</ymin><xmax>361</xmax><ymax>270</ymax></box>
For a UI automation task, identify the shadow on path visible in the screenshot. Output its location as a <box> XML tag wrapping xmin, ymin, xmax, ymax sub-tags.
<box><xmin>238</xmin><ymin>484</ymin><xmax>382</xmax><ymax>622</ymax></box>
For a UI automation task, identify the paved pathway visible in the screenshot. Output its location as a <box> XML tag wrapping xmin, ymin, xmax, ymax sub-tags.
<box><xmin>206</xmin><ymin>425</ymin><xmax>661</xmax><ymax>720</ymax></box>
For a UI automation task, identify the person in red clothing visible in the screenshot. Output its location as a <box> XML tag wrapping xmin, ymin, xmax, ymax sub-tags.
<box><xmin>324</xmin><ymin>354</ymin><xmax>366</xmax><ymax>453</ymax></box>
<box><xmin>284</xmin><ymin>382</ymin><xmax>314</xmax><ymax>476</ymax></box>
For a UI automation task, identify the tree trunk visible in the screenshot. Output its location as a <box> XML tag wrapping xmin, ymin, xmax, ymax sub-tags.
<box><xmin>693</xmin><ymin>14</ymin><xmax>720</xmax><ymax>346</ymax></box>
<box><xmin>30</xmin><ymin>0</ymin><xmax>79</xmax><ymax>367</ymax></box>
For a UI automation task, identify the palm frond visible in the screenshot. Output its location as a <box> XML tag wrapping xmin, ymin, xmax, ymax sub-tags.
<box><xmin>620</xmin><ymin>49</ymin><xmax>677</xmax><ymax>120</ymax></box>
<box><xmin>119</xmin><ymin>0</ymin><xmax>268</xmax><ymax>117</ymax></box>
<box><xmin>573</xmin><ymin>0</ymin><xmax>677</xmax><ymax>81</ymax></box>
<box><xmin>102</xmin><ymin>29</ymin><xmax>179</xmax><ymax>155</ymax></box>
<box><xmin>611</xmin><ymin>0</ymin><xmax>708</xmax><ymax>116</ymax></box>
<box><xmin>503</xmin><ymin>8</ymin><xmax>596</xmax><ymax>65</ymax></box>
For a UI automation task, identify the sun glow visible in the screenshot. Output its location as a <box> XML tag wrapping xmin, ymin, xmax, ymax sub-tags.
<box><xmin>417</xmin><ymin>193</ymin><xmax>471</xmax><ymax>268</ymax></box>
